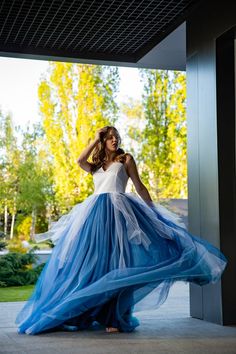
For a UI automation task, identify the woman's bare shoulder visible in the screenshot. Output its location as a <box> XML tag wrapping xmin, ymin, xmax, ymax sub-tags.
<box><xmin>124</xmin><ymin>153</ymin><xmax>134</xmax><ymax>163</ymax></box>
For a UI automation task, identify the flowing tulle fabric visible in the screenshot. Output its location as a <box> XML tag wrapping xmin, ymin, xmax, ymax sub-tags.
<box><xmin>15</xmin><ymin>192</ymin><xmax>227</xmax><ymax>335</ymax></box>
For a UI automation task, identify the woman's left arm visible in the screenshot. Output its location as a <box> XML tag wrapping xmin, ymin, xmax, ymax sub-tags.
<box><xmin>125</xmin><ymin>153</ymin><xmax>153</xmax><ymax>207</ymax></box>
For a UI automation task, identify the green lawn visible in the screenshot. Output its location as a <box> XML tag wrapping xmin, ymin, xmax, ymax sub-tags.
<box><xmin>0</xmin><ymin>285</ymin><xmax>35</xmax><ymax>302</ymax></box>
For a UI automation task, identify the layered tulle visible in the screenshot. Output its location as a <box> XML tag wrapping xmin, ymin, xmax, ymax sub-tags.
<box><xmin>15</xmin><ymin>192</ymin><xmax>227</xmax><ymax>335</ymax></box>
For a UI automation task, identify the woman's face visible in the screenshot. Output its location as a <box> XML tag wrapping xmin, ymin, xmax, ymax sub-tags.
<box><xmin>105</xmin><ymin>129</ymin><xmax>119</xmax><ymax>152</ymax></box>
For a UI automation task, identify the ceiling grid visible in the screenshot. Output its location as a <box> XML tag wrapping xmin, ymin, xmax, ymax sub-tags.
<box><xmin>0</xmin><ymin>0</ymin><xmax>200</xmax><ymax>63</ymax></box>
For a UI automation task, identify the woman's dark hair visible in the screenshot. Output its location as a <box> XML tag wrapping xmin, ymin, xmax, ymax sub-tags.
<box><xmin>90</xmin><ymin>126</ymin><xmax>128</xmax><ymax>174</ymax></box>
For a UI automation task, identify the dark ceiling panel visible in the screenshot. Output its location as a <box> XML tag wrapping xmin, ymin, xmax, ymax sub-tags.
<box><xmin>0</xmin><ymin>0</ymin><xmax>200</xmax><ymax>62</ymax></box>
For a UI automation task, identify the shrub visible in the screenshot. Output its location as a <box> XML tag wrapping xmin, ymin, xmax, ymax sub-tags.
<box><xmin>0</xmin><ymin>248</ymin><xmax>46</xmax><ymax>287</ymax></box>
<box><xmin>0</xmin><ymin>240</ymin><xmax>7</xmax><ymax>251</ymax></box>
<box><xmin>7</xmin><ymin>239</ymin><xmax>29</xmax><ymax>254</ymax></box>
<box><xmin>16</xmin><ymin>216</ymin><xmax>32</xmax><ymax>241</ymax></box>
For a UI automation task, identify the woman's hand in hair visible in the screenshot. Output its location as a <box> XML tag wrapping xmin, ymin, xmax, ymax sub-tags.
<box><xmin>77</xmin><ymin>130</ymin><xmax>105</xmax><ymax>173</ymax></box>
<box><xmin>95</xmin><ymin>127</ymin><xmax>108</xmax><ymax>143</ymax></box>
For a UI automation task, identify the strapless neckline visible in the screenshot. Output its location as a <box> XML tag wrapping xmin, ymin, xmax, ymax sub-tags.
<box><xmin>100</xmin><ymin>162</ymin><xmax>117</xmax><ymax>172</ymax></box>
<box><xmin>93</xmin><ymin>161</ymin><xmax>129</xmax><ymax>194</ymax></box>
<box><xmin>99</xmin><ymin>161</ymin><xmax>129</xmax><ymax>178</ymax></box>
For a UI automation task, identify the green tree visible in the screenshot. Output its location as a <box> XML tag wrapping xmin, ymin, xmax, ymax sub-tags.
<box><xmin>0</xmin><ymin>111</ymin><xmax>21</xmax><ymax>239</ymax></box>
<box><xmin>119</xmin><ymin>97</ymin><xmax>146</xmax><ymax>193</ymax></box>
<box><xmin>0</xmin><ymin>111</ymin><xmax>54</xmax><ymax>240</ymax></box>
<box><xmin>139</xmin><ymin>69</ymin><xmax>187</xmax><ymax>199</ymax></box>
<box><xmin>17</xmin><ymin>123</ymin><xmax>54</xmax><ymax>239</ymax></box>
<box><xmin>121</xmin><ymin>70</ymin><xmax>187</xmax><ymax>200</ymax></box>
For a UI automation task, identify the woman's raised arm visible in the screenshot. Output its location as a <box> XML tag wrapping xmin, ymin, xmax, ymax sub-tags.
<box><xmin>77</xmin><ymin>127</ymin><xmax>107</xmax><ymax>173</ymax></box>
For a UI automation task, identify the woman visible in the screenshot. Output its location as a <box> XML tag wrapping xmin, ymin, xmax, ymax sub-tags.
<box><xmin>15</xmin><ymin>126</ymin><xmax>227</xmax><ymax>335</ymax></box>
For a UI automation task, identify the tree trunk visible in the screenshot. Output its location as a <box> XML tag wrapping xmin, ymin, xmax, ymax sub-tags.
<box><xmin>10</xmin><ymin>213</ymin><xmax>15</xmax><ymax>239</ymax></box>
<box><xmin>30</xmin><ymin>208</ymin><xmax>37</xmax><ymax>240</ymax></box>
<box><xmin>4</xmin><ymin>204</ymin><xmax>8</xmax><ymax>240</ymax></box>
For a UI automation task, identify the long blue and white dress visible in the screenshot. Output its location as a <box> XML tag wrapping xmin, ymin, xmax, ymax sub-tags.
<box><xmin>15</xmin><ymin>161</ymin><xmax>227</xmax><ymax>335</ymax></box>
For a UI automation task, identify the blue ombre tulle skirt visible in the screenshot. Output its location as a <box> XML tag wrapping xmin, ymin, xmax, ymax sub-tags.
<box><xmin>15</xmin><ymin>192</ymin><xmax>227</xmax><ymax>335</ymax></box>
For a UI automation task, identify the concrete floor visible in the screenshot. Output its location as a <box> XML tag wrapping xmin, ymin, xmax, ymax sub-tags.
<box><xmin>1</xmin><ymin>282</ymin><xmax>236</xmax><ymax>354</ymax></box>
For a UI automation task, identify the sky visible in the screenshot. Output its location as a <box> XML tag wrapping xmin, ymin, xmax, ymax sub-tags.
<box><xmin>0</xmin><ymin>56</ymin><xmax>144</xmax><ymax>130</ymax></box>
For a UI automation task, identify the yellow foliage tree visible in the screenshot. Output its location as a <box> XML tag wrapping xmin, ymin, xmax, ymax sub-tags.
<box><xmin>38</xmin><ymin>63</ymin><xmax>119</xmax><ymax>212</ymax></box>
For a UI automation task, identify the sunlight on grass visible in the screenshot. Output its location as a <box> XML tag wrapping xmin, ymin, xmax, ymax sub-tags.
<box><xmin>0</xmin><ymin>285</ymin><xmax>35</xmax><ymax>302</ymax></box>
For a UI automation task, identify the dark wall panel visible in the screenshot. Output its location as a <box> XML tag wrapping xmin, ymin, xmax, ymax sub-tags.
<box><xmin>216</xmin><ymin>30</ymin><xmax>236</xmax><ymax>325</ymax></box>
<box><xmin>186</xmin><ymin>0</ymin><xmax>236</xmax><ymax>324</ymax></box>
<box><xmin>186</xmin><ymin>52</ymin><xmax>203</xmax><ymax>320</ymax></box>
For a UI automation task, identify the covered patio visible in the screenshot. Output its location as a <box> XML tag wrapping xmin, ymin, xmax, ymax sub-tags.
<box><xmin>0</xmin><ymin>0</ymin><xmax>236</xmax><ymax>351</ymax></box>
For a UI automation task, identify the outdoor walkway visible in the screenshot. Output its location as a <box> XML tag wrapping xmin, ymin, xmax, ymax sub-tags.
<box><xmin>1</xmin><ymin>282</ymin><xmax>236</xmax><ymax>354</ymax></box>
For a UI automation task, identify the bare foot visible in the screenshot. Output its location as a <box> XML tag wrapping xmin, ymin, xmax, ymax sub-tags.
<box><xmin>106</xmin><ymin>327</ymin><xmax>120</xmax><ymax>333</ymax></box>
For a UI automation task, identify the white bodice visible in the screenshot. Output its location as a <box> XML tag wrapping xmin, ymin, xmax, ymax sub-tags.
<box><xmin>93</xmin><ymin>162</ymin><xmax>129</xmax><ymax>194</ymax></box>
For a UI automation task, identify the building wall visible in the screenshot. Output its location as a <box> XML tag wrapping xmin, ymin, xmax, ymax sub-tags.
<box><xmin>186</xmin><ymin>0</ymin><xmax>236</xmax><ymax>324</ymax></box>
